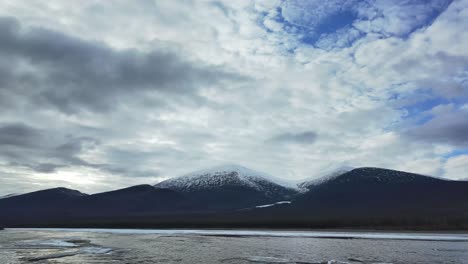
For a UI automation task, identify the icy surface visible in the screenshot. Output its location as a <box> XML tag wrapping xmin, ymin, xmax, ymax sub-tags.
<box><xmin>20</xmin><ymin>239</ymin><xmax>78</xmax><ymax>248</ymax></box>
<box><xmin>80</xmin><ymin>247</ymin><xmax>113</xmax><ymax>254</ymax></box>
<box><xmin>11</xmin><ymin>228</ymin><xmax>468</xmax><ymax>241</ymax></box>
<box><xmin>2</xmin><ymin>229</ymin><xmax>468</xmax><ymax>263</ymax></box>
<box><xmin>13</xmin><ymin>237</ymin><xmax>113</xmax><ymax>261</ymax></box>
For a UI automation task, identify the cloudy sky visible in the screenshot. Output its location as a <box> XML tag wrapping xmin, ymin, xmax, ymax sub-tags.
<box><xmin>0</xmin><ymin>0</ymin><xmax>467</xmax><ymax>195</ymax></box>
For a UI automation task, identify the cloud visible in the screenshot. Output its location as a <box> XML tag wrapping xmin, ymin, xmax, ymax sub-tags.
<box><xmin>0</xmin><ymin>121</ymin><xmax>163</xmax><ymax>181</ymax></box>
<box><xmin>405</xmin><ymin>104</ymin><xmax>468</xmax><ymax>146</ymax></box>
<box><xmin>270</xmin><ymin>131</ymin><xmax>317</xmax><ymax>144</ymax></box>
<box><xmin>0</xmin><ymin>122</ymin><xmax>99</xmax><ymax>172</ymax></box>
<box><xmin>354</xmin><ymin>0</ymin><xmax>452</xmax><ymax>37</ymax></box>
<box><xmin>443</xmin><ymin>155</ymin><xmax>468</xmax><ymax>180</ymax></box>
<box><xmin>0</xmin><ymin>122</ymin><xmax>41</xmax><ymax>148</ymax></box>
<box><xmin>0</xmin><ymin>16</ymin><xmax>245</xmax><ymax>114</ymax></box>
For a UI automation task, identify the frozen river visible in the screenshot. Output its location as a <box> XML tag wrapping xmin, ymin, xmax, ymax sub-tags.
<box><xmin>1</xmin><ymin>228</ymin><xmax>468</xmax><ymax>263</ymax></box>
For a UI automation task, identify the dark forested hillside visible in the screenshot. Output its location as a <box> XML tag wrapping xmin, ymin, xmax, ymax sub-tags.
<box><xmin>1</xmin><ymin>167</ymin><xmax>467</xmax><ymax>230</ymax></box>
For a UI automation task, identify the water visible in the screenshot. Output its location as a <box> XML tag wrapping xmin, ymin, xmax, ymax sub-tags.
<box><xmin>1</xmin><ymin>229</ymin><xmax>468</xmax><ymax>263</ymax></box>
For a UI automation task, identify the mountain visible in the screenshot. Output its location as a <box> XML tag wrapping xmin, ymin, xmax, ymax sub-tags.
<box><xmin>155</xmin><ymin>164</ymin><xmax>298</xmax><ymax>210</ymax></box>
<box><xmin>0</xmin><ymin>185</ymin><xmax>195</xmax><ymax>226</ymax></box>
<box><xmin>0</xmin><ymin>187</ymin><xmax>86</xmax><ymax>205</ymax></box>
<box><xmin>0</xmin><ymin>187</ymin><xmax>87</xmax><ymax>223</ymax></box>
<box><xmin>70</xmin><ymin>185</ymin><xmax>192</xmax><ymax>217</ymax></box>
<box><xmin>287</xmin><ymin>167</ymin><xmax>468</xmax><ymax>222</ymax></box>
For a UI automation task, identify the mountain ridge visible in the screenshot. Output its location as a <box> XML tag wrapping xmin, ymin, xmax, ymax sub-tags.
<box><xmin>1</xmin><ymin>165</ymin><xmax>467</xmax><ymax>229</ymax></box>
<box><xmin>155</xmin><ymin>164</ymin><xmax>297</xmax><ymax>191</ymax></box>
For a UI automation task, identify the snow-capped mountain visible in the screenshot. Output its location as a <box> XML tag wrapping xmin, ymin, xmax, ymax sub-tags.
<box><xmin>156</xmin><ymin>164</ymin><xmax>291</xmax><ymax>191</ymax></box>
<box><xmin>155</xmin><ymin>164</ymin><xmax>298</xmax><ymax>210</ymax></box>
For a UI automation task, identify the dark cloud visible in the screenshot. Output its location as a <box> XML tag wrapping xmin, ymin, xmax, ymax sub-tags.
<box><xmin>0</xmin><ymin>16</ymin><xmax>246</xmax><ymax>114</ymax></box>
<box><xmin>405</xmin><ymin>106</ymin><xmax>468</xmax><ymax>146</ymax></box>
<box><xmin>0</xmin><ymin>122</ymin><xmax>99</xmax><ymax>173</ymax></box>
<box><xmin>0</xmin><ymin>122</ymin><xmax>163</xmax><ymax>177</ymax></box>
<box><xmin>8</xmin><ymin>162</ymin><xmax>64</xmax><ymax>174</ymax></box>
<box><xmin>0</xmin><ymin>123</ymin><xmax>41</xmax><ymax>148</ymax></box>
<box><xmin>98</xmin><ymin>166</ymin><xmax>160</xmax><ymax>178</ymax></box>
<box><xmin>269</xmin><ymin>131</ymin><xmax>317</xmax><ymax>144</ymax></box>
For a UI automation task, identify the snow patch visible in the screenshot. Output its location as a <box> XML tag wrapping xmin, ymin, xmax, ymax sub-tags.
<box><xmin>255</xmin><ymin>201</ymin><xmax>291</xmax><ymax>208</ymax></box>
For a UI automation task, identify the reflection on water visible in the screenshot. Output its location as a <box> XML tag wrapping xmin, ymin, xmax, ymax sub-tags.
<box><xmin>0</xmin><ymin>229</ymin><xmax>467</xmax><ymax>264</ymax></box>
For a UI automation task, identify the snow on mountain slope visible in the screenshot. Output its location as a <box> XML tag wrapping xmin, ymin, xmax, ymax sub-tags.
<box><xmin>155</xmin><ymin>164</ymin><xmax>296</xmax><ymax>192</ymax></box>
<box><xmin>297</xmin><ymin>166</ymin><xmax>354</xmax><ymax>191</ymax></box>
<box><xmin>333</xmin><ymin>167</ymin><xmax>448</xmax><ymax>184</ymax></box>
<box><xmin>299</xmin><ymin>167</ymin><xmax>447</xmax><ymax>191</ymax></box>
<box><xmin>0</xmin><ymin>193</ymin><xmax>21</xmax><ymax>200</ymax></box>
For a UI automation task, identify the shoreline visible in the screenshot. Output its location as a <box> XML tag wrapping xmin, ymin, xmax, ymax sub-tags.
<box><xmin>5</xmin><ymin>227</ymin><xmax>468</xmax><ymax>235</ymax></box>
<box><xmin>3</xmin><ymin>225</ymin><xmax>468</xmax><ymax>233</ymax></box>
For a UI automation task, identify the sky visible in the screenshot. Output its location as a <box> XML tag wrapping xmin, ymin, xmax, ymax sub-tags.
<box><xmin>0</xmin><ymin>0</ymin><xmax>467</xmax><ymax>195</ymax></box>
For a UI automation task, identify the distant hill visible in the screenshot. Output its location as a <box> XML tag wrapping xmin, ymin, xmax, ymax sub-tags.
<box><xmin>0</xmin><ymin>187</ymin><xmax>87</xmax><ymax>224</ymax></box>
<box><xmin>0</xmin><ymin>185</ymin><xmax>194</xmax><ymax>225</ymax></box>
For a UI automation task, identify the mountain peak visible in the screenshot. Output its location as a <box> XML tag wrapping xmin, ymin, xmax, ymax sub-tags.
<box><xmin>155</xmin><ymin>164</ymin><xmax>270</xmax><ymax>191</ymax></box>
<box><xmin>155</xmin><ymin>164</ymin><xmax>293</xmax><ymax>191</ymax></box>
<box><xmin>45</xmin><ymin>187</ymin><xmax>88</xmax><ymax>196</ymax></box>
<box><xmin>182</xmin><ymin>163</ymin><xmax>271</xmax><ymax>178</ymax></box>
<box><xmin>320</xmin><ymin>167</ymin><xmax>445</xmax><ymax>186</ymax></box>
<box><xmin>154</xmin><ymin>164</ymin><xmax>298</xmax><ymax>209</ymax></box>
<box><xmin>298</xmin><ymin>167</ymin><xmax>447</xmax><ymax>190</ymax></box>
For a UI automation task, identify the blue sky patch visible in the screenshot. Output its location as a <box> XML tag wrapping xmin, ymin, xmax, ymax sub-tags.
<box><xmin>260</xmin><ymin>0</ymin><xmax>454</xmax><ymax>50</ymax></box>
<box><xmin>443</xmin><ymin>149</ymin><xmax>468</xmax><ymax>159</ymax></box>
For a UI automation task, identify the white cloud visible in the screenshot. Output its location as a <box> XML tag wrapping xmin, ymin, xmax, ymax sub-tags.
<box><xmin>444</xmin><ymin>155</ymin><xmax>468</xmax><ymax>180</ymax></box>
<box><xmin>354</xmin><ymin>0</ymin><xmax>452</xmax><ymax>37</ymax></box>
